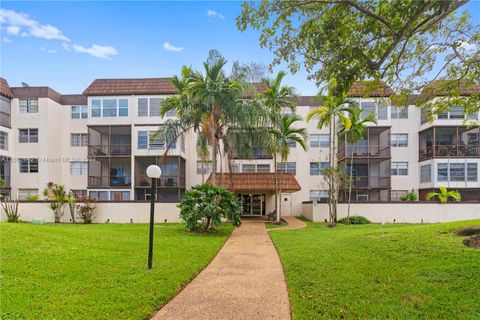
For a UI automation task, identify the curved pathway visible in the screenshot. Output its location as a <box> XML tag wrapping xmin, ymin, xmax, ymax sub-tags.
<box><xmin>152</xmin><ymin>218</ymin><xmax>291</xmax><ymax>320</ymax></box>
<box><xmin>273</xmin><ymin>216</ymin><xmax>307</xmax><ymax>231</ymax></box>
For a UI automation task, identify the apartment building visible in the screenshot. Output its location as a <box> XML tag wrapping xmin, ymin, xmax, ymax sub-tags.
<box><xmin>1</xmin><ymin>77</ymin><xmax>478</xmax><ymax>217</ymax></box>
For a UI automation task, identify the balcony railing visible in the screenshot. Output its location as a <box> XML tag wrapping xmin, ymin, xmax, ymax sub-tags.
<box><xmin>419</xmin><ymin>145</ymin><xmax>480</xmax><ymax>160</ymax></box>
<box><xmin>344</xmin><ymin>176</ymin><xmax>391</xmax><ymax>189</ymax></box>
<box><xmin>88</xmin><ymin>175</ymin><xmax>131</xmax><ymax>188</ymax></box>
<box><xmin>338</xmin><ymin>145</ymin><xmax>391</xmax><ymax>159</ymax></box>
<box><xmin>88</xmin><ymin>144</ymin><xmax>131</xmax><ymax>156</ymax></box>
<box><xmin>135</xmin><ymin>175</ymin><xmax>186</xmax><ymax>188</ymax></box>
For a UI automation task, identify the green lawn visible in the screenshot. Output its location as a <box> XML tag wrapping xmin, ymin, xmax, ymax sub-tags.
<box><xmin>0</xmin><ymin>222</ymin><xmax>232</xmax><ymax>320</ymax></box>
<box><xmin>270</xmin><ymin>220</ymin><xmax>480</xmax><ymax>320</ymax></box>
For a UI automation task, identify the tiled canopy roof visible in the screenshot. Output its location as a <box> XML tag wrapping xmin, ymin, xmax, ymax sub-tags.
<box><xmin>207</xmin><ymin>173</ymin><xmax>301</xmax><ymax>192</ymax></box>
<box><xmin>420</xmin><ymin>80</ymin><xmax>480</xmax><ymax>97</ymax></box>
<box><xmin>60</xmin><ymin>94</ymin><xmax>87</xmax><ymax>105</ymax></box>
<box><xmin>83</xmin><ymin>78</ymin><xmax>177</xmax><ymax>96</ymax></box>
<box><xmin>0</xmin><ymin>77</ymin><xmax>13</xmax><ymax>98</ymax></box>
<box><xmin>348</xmin><ymin>81</ymin><xmax>395</xmax><ymax>97</ymax></box>
<box><xmin>288</xmin><ymin>96</ymin><xmax>324</xmax><ymax>106</ymax></box>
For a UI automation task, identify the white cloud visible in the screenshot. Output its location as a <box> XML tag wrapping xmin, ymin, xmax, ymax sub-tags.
<box><xmin>62</xmin><ymin>42</ymin><xmax>71</xmax><ymax>51</ymax></box>
<box><xmin>0</xmin><ymin>9</ymin><xmax>69</xmax><ymax>41</ymax></box>
<box><xmin>41</xmin><ymin>47</ymin><xmax>57</xmax><ymax>54</ymax></box>
<box><xmin>207</xmin><ymin>9</ymin><xmax>225</xmax><ymax>20</ymax></box>
<box><xmin>2</xmin><ymin>37</ymin><xmax>12</xmax><ymax>43</ymax></box>
<box><xmin>457</xmin><ymin>40</ymin><xmax>476</xmax><ymax>52</ymax></box>
<box><xmin>73</xmin><ymin>43</ymin><xmax>117</xmax><ymax>60</ymax></box>
<box><xmin>163</xmin><ymin>42</ymin><xmax>183</xmax><ymax>52</ymax></box>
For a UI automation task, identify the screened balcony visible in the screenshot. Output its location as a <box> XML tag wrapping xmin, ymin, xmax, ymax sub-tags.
<box><xmin>88</xmin><ymin>126</ymin><xmax>131</xmax><ymax>156</ymax></box>
<box><xmin>338</xmin><ymin>127</ymin><xmax>391</xmax><ymax>160</ymax></box>
<box><xmin>419</xmin><ymin>126</ymin><xmax>480</xmax><ymax>161</ymax></box>
<box><xmin>88</xmin><ymin>157</ymin><xmax>131</xmax><ymax>188</ymax></box>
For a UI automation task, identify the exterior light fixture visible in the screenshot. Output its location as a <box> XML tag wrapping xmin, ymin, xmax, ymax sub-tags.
<box><xmin>146</xmin><ymin>164</ymin><xmax>162</xmax><ymax>269</ymax></box>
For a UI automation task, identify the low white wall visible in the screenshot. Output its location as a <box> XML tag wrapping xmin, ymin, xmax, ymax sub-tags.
<box><xmin>303</xmin><ymin>202</ymin><xmax>480</xmax><ymax>223</ymax></box>
<box><xmin>1</xmin><ymin>202</ymin><xmax>181</xmax><ymax>223</ymax></box>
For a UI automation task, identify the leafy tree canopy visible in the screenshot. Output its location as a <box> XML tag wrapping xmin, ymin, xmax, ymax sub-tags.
<box><xmin>237</xmin><ymin>0</ymin><xmax>479</xmax><ymax>116</ymax></box>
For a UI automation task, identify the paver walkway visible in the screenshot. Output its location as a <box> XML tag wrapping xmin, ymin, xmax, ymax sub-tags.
<box><xmin>152</xmin><ymin>218</ymin><xmax>291</xmax><ymax>320</ymax></box>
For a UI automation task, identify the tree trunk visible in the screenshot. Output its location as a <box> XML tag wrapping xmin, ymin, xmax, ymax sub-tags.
<box><xmin>347</xmin><ymin>138</ymin><xmax>354</xmax><ymax>222</ymax></box>
<box><xmin>277</xmin><ymin>160</ymin><xmax>282</xmax><ymax>224</ymax></box>
<box><xmin>211</xmin><ymin>139</ymin><xmax>218</xmax><ymax>186</ymax></box>
<box><xmin>332</xmin><ymin>119</ymin><xmax>337</xmax><ymax>226</ymax></box>
<box><xmin>274</xmin><ymin>153</ymin><xmax>278</xmax><ymax>220</ymax></box>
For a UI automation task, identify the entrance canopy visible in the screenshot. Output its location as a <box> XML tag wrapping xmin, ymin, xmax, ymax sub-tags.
<box><xmin>206</xmin><ymin>173</ymin><xmax>301</xmax><ymax>193</ymax></box>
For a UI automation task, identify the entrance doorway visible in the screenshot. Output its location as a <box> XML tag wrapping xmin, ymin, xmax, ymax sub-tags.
<box><xmin>238</xmin><ymin>193</ymin><xmax>266</xmax><ymax>216</ymax></box>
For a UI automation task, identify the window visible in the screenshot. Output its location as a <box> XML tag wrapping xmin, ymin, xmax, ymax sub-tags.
<box><xmin>437</xmin><ymin>163</ymin><xmax>448</xmax><ymax>181</ymax></box>
<box><xmin>390</xmin><ymin>134</ymin><xmax>408</xmax><ymax>147</ymax></box>
<box><xmin>138</xmin><ymin>131</ymin><xmax>148</xmax><ymax>149</ymax></box>
<box><xmin>70</xmin><ymin>162</ymin><xmax>88</xmax><ymax>175</ymax></box>
<box><xmin>110</xmin><ymin>191</ymin><xmax>130</xmax><ymax>201</ymax></box>
<box><xmin>467</xmin><ymin>163</ymin><xmax>478</xmax><ymax>181</ymax></box>
<box><xmin>197</xmin><ymin>161</ymin><xmax>212</xmax><ymax>175</ymax></box>
<box><xmin>276</xmin><ymin>162</ymin><xmax>296</xmax><ymax>174</ymax></box>
<box><xmin>391</xmin><ymin>106</ymin><xmax>408</xmax><ymax>119</ymax></box>
<box><xmin>89</xmin><ymin>190</ymin><xmax>109</xmax><ymax>201</ymax></box>
<box><xmin>137</xmin><ymin>131</ymin><xmax>173</xmax><ymax>150</ymax></box>
<box><xmin>19</xmin><ymin>158</ymin><xmax>38</xmax><ymax>173</ymax></box>
<box><xmin>149</xmin><ymin>132</ymin><xmax>165</xmax><ymax>149</ymax></box>
<box><xmin>242</xmin><ymin>164</ymin><xmax>256</xmax><ymax>173</ymax></box>
<box><xmin>18</xmin><ymin>189</ymin><xmax>38</xmax><ymax>200</ymax></box>
<box><xmin>420</xmin><ymin>164</ymin><xmax>431</xmax><ymax>183</ymax></box>
<box><xmin>309</xmin><ymin>190</ymin><xmax>328</xmax><ymax>202</ymax></box>
<box><xmin>391</xmin><ymin>190</ymin><xmax>408</xmax><ymax>201</ymax></box>
<box><xmin>286</xmin><ymin>138</ymin><xmax>296</xmax><ymax>148</ymax></box>
<box><xmin>0</xmin><ymin>131</ymin><xmax>7</xmax><ymax>150</ymax></box>
<box><xmin>0</xmin><ymin>96</ymin><xmax>11</xmax><ymax>127</ymax></box>
<box><xmin>241</xmin><ymin>164</ymin><xmax>270</xmax><ymax>173</ymax></box>
<box><xmin>360</xmin><ymin>102</ymin><xmax>376</xmax><ymax>120</ymax></box>
<box><xmin>71</xmin><ymin>133</ymin><xmax>88</xmax><ymax>147</ymax></box>
<box><xmin>91</xmin><ymin>98</ymin><xmax>128</xmax><ymax>118</ymax></box>
<box><xmin>281</xmin><ymin>107</ymin><xmax>295</xmax><ymax>116</ymax></box>
<box><xmin>377</xmin><ymin>103</ymin><xmax>388</xmax><ymax>120</ymax></box>
<box><xmin>310</xmin><ymin>134</ymin><xmax>329</xmax><ymax>148</ymax></box>
<box><xmin>391</xmin><ymin>162</ymin><xmax>408</xmax><ymax>176</ymax></box>
<box><xmin>19</xmin><ymin>99</ymin><xmax>38</xmax><ymax>113</ymax></box>
<box><xmin>231</xmin><ymin>164</ymin><xmax>240</xmax><ymax>173</ymax></box>
<box><xmin>310</xmin><ymin>162</ymin><xmax>329</xmax><ymax>175</ymax></box>
<box><xmin>138</xmin><ymin>97</ymin><xmax>165</xmax><ymax>117</ymax></box>
<box><xmin>19</xmin><ymin>129</ymin><xmax>38</xmax><ymax>143</ymax></box>
<box><xmin>71</xmin><ymin>190</ymin><xmax>87</xmax><ymax>198</ymax></box>
<box><xmin>437</xmin><ymin>106</ymin><xmax>471</xmax><ymax>120</ymax></box>
<box><xmin>71</xmin><ymin>105</ymin><xmax>88</xmax><ymax>119</ymax></box>
<box><xmin>450</xmin><ymin>163</ymin><xmax>465</xmax><ymax>181</ymax></box>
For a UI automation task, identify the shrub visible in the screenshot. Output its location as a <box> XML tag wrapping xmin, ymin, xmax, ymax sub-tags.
<box><xmin>25</xmin><ymin>195</ymin><xmax>40</xmax><ymax>201</ymax></box>
<box><xmin>400</xmin><ymin>189</ymin><xmax>418</xmax><ymax>201</ymax></box>
<box><xmin>43</xmin><ymin>182</ymin><xmax>67</xmax><ymax>223</ymax></box>
<box><xmin>1</xmin><ymin>197</ymin><xmax>20</xmax><ymax>222</ymax></box>
<box><xmin>338</xmin><ymin>215</ymin><xmax>370</xmax><ymax>225</ymax></box>
<box><xmin>179</xmin><ymin>184</ymin><xmax>241</xmax><ymax>232</ymax></box>
<box><xmin>76</xmin><ymin>196</ymin><xmax>97</xmax><ymax>224</ymax></box>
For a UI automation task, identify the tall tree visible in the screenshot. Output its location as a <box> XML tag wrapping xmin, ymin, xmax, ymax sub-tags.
<box><xmin>338</xmin><ymin>106</ymin><xmax>377</xmax><ymax>220</ymax></box>
<box><xmin>306</xmin><ymin>86</ymin><xmax>354</xmax><ymax>226</ymax></box>
<box><xmin>268</xmin><ymin>114</ymin><xmax>307</xmax><ymax>223</ymax></box>
<box><xmin>160</xmin><ymin>50</ymin><xmax>267</xmax><ymax>186</ymax></box>
<box><xmin>257</xmin><ymin>71</ymin><xmax>296</xmax><ymax>215</ymax></box>
<box><xmin>237</xmin><ymin>0</ymin><xmax>479</xmax><ymax>116</ymax></box>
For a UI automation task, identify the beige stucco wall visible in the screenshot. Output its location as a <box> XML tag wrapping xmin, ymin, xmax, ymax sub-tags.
<box><xmin>1</xmin><ymin>201</ymin><xmax>181</xmax><ymax>223</ymax></box>
<box><xmin>304</xmin><ymin>202</ymin><xmax>480</xmax><ymax>223</ymax></box>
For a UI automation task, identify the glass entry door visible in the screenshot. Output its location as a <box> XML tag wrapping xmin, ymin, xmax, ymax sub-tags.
<box><xmin>238</xmin><ymin>194</ymin><xmax>265</xmax><ymax>216</ymax></box>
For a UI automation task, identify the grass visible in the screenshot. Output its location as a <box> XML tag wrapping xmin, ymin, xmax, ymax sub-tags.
<box><xmin>269</xmin><ymin>220</ymin><xmax>480</xmax><ymax>319</ymax></box>
<box><xmin>0</xmin><ymin>222</ymin><xmax>232</xmax><ymax>320</ymax></box>
<box><xmin>265</xmin><ymin>220</ymin><xmax>288</xmax><ymax>229</ymax></box>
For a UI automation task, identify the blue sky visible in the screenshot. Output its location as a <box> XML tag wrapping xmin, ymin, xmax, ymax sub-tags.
<box><xmin>1</xmin><ymin>1</ymin><xmax>479</xmax><ymax>95</ymax></box>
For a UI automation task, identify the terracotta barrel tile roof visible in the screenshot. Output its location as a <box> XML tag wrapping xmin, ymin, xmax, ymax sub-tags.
<box><xmin>83</xmin><ymin>78</ymin><xmax>177</xmax><ymax>96</ymax></box>
<box><xmin>207</xmin><ymin>173</ymin><xmax>301</xmax><ymax>192</ymax></box>
<box><xmin>0</xmin><ymin>77</ymin><xmax>13</xmax><ymax>98</ymax></box>
<box><xmin>419</xmin><ymin>80</ymin><xmax>480</xmax><ymax>98</ymax></box>
<box><xmin>288</xmin><ymin>96</ymin><xmax>324</xmax><ymax>106</ymax></box>
<box><xmin>348</xmin><ymin>81</ymin><xmax>395</xmax><ymax>97</ymax></box>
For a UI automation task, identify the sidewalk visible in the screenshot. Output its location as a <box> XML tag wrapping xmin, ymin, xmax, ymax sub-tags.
<box><xmin>151</xmin><ymin>219</ymin><xmax>291</xmax><ymax>320</ymax></box>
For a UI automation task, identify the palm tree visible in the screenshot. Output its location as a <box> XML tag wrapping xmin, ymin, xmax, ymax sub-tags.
<box><xmin>306</xmin><ymin>90</ymin><xmax>354</xmax><ymax>226</ymax></box>
<box><xmin>268</xmin><ymin>114</ymin><xmax>307</xmax><ymax>223</ymax></box>
<box><xmin>258</xmin><ymin>71</ymin><xmax>296</xmax><ymax>216</ymax></box>
<box><xmin>159</xmin><ymin>51</ymin><xmax>266</xmax><ymax>186</ymax></box>
<box><xmin>426</xmin><ymin>186</ymin><xmax>461</xmax><ymax>203</ymax></box>
<box><xmin>338</xmin><ymin>106</ymin><xmax>376</xmax><ymax>220</ymax></box>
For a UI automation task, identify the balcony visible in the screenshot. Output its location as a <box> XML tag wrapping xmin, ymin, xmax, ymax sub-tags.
<box><xmin>88</xmin><ymin>126</ymin><xmax>131</xmax><ymax>156</ymax></box>
<box><xmin>88</xmin><ymin>157</ymin><xmax>131</xmax><ymax>188</ymax></box>
<box><xmin>135</xmin><ymin>175</ymin><xmax>184</xmax><ymax>187</ymax></box>
<box><xmin>338</xmin><ymin>145</ymin><xmax>391</xmax><ymax>159</ymax></box>
<box><xmin>338</xmin><ymin>126</ymin><xmax>391</xmax><ymax>161</ymax></box>
<box><xmin>350</xmin><ymin>176</ymin><xmax>391</xmax><ymax>188</ymax></box>
<box><xmin>419</xmin><ymin>126</ymin><xmax>479</xmax><ymax>161</ymax></box>
<box><xmin>88</xmin><ymin>175</ymin><xmax>131</xmax><ymax>188</ymax></box>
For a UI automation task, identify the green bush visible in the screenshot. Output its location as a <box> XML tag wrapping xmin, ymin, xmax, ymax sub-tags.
<box><xmin>179</xmin><ymin>184</ymin><xmax>242</xmax><ymax>232</ymax></box>
<box><xmin>338</xmin><ymin>215</ymin><xmax>370</xmax><ymax>225</ymax></box>
<box><xmin>400</xmin><ymin>189</ymin><xmax>418</xmax><ymax>201</ymax></box>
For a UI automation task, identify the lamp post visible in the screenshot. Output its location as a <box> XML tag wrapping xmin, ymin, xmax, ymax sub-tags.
<box><xmin>146</xmin><ymin>164</ymin><xmax>161</xmax><ymax>269</ymax></box>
